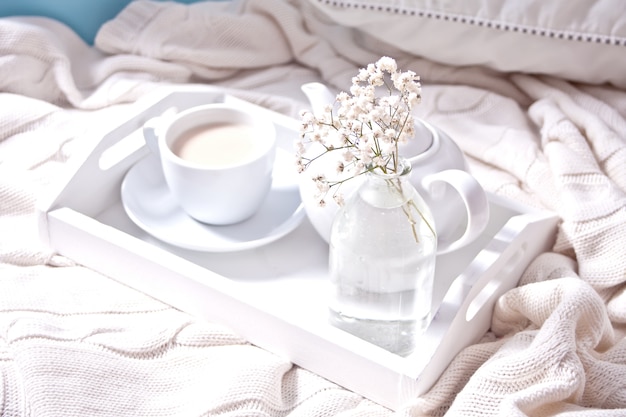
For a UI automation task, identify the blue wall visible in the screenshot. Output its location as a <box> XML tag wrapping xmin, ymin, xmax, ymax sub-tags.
<box><xmin>0</xmin><ymin>0</ymin><xmax>219</xmax><ymax>44</ymax></box>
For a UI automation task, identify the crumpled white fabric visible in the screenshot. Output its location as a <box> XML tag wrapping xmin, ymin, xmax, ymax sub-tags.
<box><xmin>1</xmin><ymin>0</ymin><xmax>625</xmax><ymax>416</ymax></box>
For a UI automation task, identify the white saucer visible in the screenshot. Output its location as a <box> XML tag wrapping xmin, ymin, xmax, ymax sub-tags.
<box><xmin>121</xmin><ymin>154</ymin><xmax>306</xmax><ymax>252</ymax></box>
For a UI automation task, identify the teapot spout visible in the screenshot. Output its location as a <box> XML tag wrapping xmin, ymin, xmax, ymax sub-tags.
<box><xmin>301</xmin><ymin>82</ymin><xmax>336</xmax><ymax>117</ymax></box>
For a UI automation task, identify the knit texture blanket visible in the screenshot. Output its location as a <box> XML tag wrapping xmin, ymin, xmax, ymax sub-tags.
<box><xmin>1</xmin><ymin>1</ymin><xmax>625</xmax><ymax>416</ymax></box>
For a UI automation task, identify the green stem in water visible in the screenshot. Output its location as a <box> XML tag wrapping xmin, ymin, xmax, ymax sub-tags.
<box><xmin>387</xmin><ymin>177</ymin><xmax>436</xmax><ymax>244</ymax></box>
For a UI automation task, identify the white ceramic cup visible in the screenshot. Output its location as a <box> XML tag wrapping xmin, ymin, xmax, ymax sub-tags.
<box><xmin>143</xmin><ymin>103</ymin><xmax>276</xmax><ymax>225</ymax></box>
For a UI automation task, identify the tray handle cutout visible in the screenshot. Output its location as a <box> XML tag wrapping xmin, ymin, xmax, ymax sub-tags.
<box><xmin>465</xmin><ymin>242</ymin><xmax>527</xmax><ymax>322</ymax></box>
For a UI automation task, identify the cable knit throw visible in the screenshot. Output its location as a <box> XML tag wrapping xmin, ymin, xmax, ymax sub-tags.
<box><xmin>1</xmin><ymin>1</ymin><xmax>625</xmax><ymax>416</ymax></box>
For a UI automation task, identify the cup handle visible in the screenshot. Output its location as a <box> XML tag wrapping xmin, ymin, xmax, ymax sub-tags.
<box><xmin>142</xmin><ymin>107</ymin><xmax>178</xmax><ymax>157</ymax></box>
<box><xmin>142</xmin><ymin>118</ymin><xmax>161</xmax><ymax>156</ymax></box>
<box><xmin>421</xmin><ymin>169</ymin><xmax>490</xmax><ymax>254</ymax></box>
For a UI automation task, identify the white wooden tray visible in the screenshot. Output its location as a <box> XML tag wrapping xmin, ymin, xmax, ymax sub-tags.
<box><xmin>37</xmin><ymin>87</ymin><xmax>559</xmax><ymax>410</ymax></box>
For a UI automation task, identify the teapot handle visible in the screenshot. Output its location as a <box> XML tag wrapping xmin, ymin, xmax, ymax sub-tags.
<box><xmin>421</xmin><ymin>169</ymin><xmax>490</xmax><ymax>254</ymax></box>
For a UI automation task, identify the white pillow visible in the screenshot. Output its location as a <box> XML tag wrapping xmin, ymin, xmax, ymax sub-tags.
<box><xmin>305</xmin><ymin>0</ymin><xmax>626</xmax><ymax>88</ymax></box>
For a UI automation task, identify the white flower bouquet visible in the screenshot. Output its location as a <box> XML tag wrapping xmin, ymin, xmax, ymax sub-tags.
<box><xmin>296</xmin><ymin>56</ymin><xmax>422</xmax><ymax>207</ymax></box>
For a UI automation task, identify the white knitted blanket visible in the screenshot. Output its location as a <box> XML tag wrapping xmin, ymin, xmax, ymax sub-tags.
<box><xmin>1</xmin><ymin>1</ymin><xmax>625</xmax><ymax>416</ymax></box>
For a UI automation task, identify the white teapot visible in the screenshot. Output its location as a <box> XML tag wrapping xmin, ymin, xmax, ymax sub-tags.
<box><xmin>299</xmin><ymin>82</ymin><xmax>490</xmax><ymax>254</ymax></box>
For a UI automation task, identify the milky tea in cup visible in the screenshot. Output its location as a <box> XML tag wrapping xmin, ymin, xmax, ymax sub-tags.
<box><xmin>143</xmin><ymin>103</ymin><xmax>276</xmax><ymax>225</ymax></box>
<box><xmin>173</xmin><ymin>123</ymin><xmax>259</xmax><ymax>167</ymax></box>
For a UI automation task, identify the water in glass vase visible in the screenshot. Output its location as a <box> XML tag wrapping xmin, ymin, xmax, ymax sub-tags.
<box><xmin>328</xmin><ymin>164</ymin><xmax>437</xmax><ymax>356</ymax></box>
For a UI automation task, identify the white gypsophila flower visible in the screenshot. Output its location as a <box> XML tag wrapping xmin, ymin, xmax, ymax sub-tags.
<box><xmin>376</xmin><ymin>56</ymin><xmax>397</xmax><ymax>73</ymax></box>
<box><xmin>296</xmin><ymin>56</ymin><xmax>422</xmax><ymax>203</ymax></box>
<box><xmin>333</xmin><ymin>193</ymin><xmax>345</xmax><ymax>206</ymax></box>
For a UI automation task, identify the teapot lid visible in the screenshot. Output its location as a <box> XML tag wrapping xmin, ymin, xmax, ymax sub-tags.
<box><xmin>398</xmin><ymin>119</ymin><xmax>435</xmax><ymax>158</ymax></box>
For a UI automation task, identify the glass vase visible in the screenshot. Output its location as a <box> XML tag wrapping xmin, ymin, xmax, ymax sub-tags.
<box><xmin>328</xmin><ymin>158</ymin><xmax>437</xmax><ymax>356</ymax></box>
